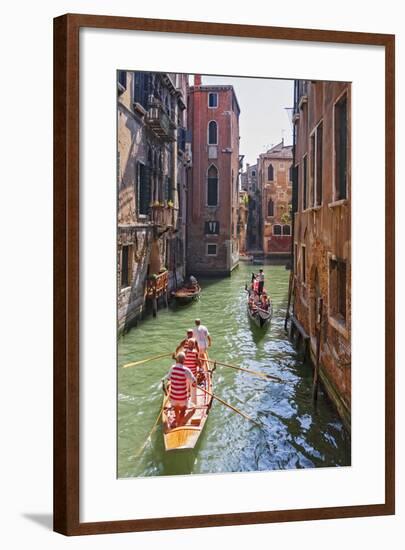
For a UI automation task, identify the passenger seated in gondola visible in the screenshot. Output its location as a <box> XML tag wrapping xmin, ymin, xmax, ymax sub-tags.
<box><xmin>174</xmin><ymin>328</ymin><xmax>200</xmax><ymax>357</ymax></box>
<box><xmin>249</xmin><ymin>292</ymin><xmax>259</xmax><ymax>312</ymax></box>
<box><xmin>260</xmin><ymin>293</ymin><xmax>269</xmax><ymax>311</ymax></box>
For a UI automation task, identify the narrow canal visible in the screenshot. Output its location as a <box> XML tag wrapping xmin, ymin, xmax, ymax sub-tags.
<box><xmin>118</xmin><ymin>263</ymin><xmax>350</xmax><ymax>477</ymax></box>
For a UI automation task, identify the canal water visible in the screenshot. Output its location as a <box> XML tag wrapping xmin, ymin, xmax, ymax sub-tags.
<box><xmin>118</xmin><ymin>263</ymin><xmax>350</xmax><ymax>478</ymax></box>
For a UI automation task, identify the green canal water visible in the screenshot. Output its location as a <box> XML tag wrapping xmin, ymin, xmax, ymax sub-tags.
<box><xmin>118</xmin><ymin>263</ymin><xmax>350</xmax><ymax>477</ymax></box>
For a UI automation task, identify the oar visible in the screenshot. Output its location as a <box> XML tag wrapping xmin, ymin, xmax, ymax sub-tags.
<box><xmin>206</xmin><ymin>359</ymin><xmax>283</xmax><ymax>383</ymax></box>
<box><xmin>134</xmin><ymin>395</ymin><xmax>169</xmax><ymax>458</ymax></box>
<box><xmin>122</xmin><ymin>352</ymin><xmax>172</xmax><ymax>369</ymax></box>
<box><xmin>199</xmin><ymin>386</ymin><xmax>261</xmax><ymax>428</ymax></box>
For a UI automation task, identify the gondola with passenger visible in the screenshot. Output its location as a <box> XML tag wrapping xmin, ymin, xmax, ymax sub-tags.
<box><xmin>245</xmin><ymin>279</ymin><xmax>272</xmax><ymax>329</ymax></box>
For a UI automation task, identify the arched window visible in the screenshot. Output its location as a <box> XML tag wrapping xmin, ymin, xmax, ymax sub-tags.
<box><xmin>208</xmin><ymin>121</ymin><xmax>218</xmax><ymax>145</ymax></box>
<box><xmin>282</xmin><ymin>225</ymin><xmax>291</xmax><ymax>235</ymax></box>
<box><xmin>207</xmin><ymin>165</ymin><xmax>218</xmax><ymax>206</ymax></box>
<box><xmin>268</xmin><ymin>163</ymin><xmax>274</xmax><ymax>181</ymax></box>
<box><xmin>273</xmin><ymin>224</ymin><xmax>282</xmax><ymax>235</ymax></box>
<box><xmin>267</xmin><ymin>199</ymin><xmax>274</xmax><ymax>217</ymax></box>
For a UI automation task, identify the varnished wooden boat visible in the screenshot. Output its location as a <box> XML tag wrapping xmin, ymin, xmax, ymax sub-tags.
<box><xmin>171</xmin><ymin>284</ymin><xmax>201</xmax><ymax>303</ymax></box>
<box><xmin>162</xmin><ymin>350</ymin><xmax>213</xmax><ymax>451</ymax></box>
<box><xmin>246</xmin><ymin>289</ymin><xmax>272</xmax><ymax>329</ymax></box>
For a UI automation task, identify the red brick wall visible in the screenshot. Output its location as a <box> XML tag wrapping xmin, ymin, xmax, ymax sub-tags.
<box><xmin>187</xmin><ymin>83</ymin><xmax>240</xmax><ymax>275</ymax></box>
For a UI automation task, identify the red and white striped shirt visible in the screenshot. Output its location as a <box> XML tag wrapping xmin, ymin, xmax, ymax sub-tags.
<box><xmin>184</xmin><ymin>349</ymin><xmax>199</xmax><ymax>376</ymax></box>
<box><xmin>168</xmin><ymin>363</ymin><xmax>196</xmax><ymax>403</ymax></box>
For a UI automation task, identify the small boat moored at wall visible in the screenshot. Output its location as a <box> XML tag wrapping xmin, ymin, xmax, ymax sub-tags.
<box><xmin>171</xmin><ymin>284</ymin><xmax>201</xmax><ymax>303</ymax></box>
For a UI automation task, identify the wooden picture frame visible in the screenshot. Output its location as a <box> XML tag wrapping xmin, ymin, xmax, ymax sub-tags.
<box><xmin>53</xmin><ymin>13</ymin><xmax>395</xmax><ymax>535</ymax></box>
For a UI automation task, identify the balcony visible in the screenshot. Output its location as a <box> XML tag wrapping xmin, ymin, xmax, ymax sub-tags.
<box><xmin>145</xmin><ymin>270</ymin><xmax>169</xmax><ymax>299</ymax></box>
<box><xmin>146</xmin><ymin>105</ymin><xmax>176</xmax><ymax>142</ymax></box>
<box><xmin>150</xmin><ymin>204</ymin><xmax>174</xmax><ymax>228</ymax></box>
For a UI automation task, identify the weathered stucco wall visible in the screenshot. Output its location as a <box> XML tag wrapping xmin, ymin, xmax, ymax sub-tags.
<box><xmin>292</xmin><ymin>80</ymin><xmax>351</xmax><ymax>428</ymax></box>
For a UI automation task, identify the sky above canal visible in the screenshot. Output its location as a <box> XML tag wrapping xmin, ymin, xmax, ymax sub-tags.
<box><xmin>200</xmin><ymin>74</ymin><xmax>294</xmax><ymax>168</ymax></box>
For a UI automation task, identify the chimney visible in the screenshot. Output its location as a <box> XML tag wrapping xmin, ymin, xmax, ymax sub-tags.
<box><xmin>194</xmin><ymin>74</ymin><xmax>202</xmax><ymax>86</ymax></box>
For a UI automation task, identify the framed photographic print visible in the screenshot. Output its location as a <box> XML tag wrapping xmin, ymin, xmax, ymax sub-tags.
<box><xmin>53</xmin><ymin>13</ymin><xmax>395</xmax><ymax>535</ymax></box>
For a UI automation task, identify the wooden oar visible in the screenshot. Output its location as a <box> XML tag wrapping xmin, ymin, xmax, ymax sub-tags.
<box><xmin>123</xmin><ymin>352</ymin><xmax>172</xmax><ymax>369</ymax></box>
<box><xmin>206</xmin><ymin>359</ymin><xmax>283</xmax><ymax>383</ymax></box>
<box><xmin>134</xmin><ymin>395</ymin><xmax>169</xmax><ymax>458</ymax></box>
<box><xmin>199</xmin><ymin>386</ymin><xmax>261</xmax><ymax>428</ymax></box>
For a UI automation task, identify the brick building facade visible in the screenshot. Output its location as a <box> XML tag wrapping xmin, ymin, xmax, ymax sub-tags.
<box><xmin>292</xmin><ymin>80</ymin><xmax>351</xmax><ymax>428</ymax></box>
<box><xmin>241</xmin><ymin>163</ymin><xmax>262</xmax><ymax>252</ymax></box>
<box><xmin>258</xmin><ymin>141</ymin><xmax>293</xmax><ymax>258</ymax></box>
<box><xmin>186</xmin><ymin>75</ymin><xmax>241</xmax><ymax>276</ymax></box>
<box><xmin>117</xmin><ymin>71</ymin><xmax>190</xmax><ymax>333</ymax></box>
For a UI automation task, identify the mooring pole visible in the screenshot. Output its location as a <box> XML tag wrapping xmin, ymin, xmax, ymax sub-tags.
<box><xmin>284</xmin><ymin>270</ymin><xmax>294</xmax><ymax>332</ymax></box>
<box><xmin>312</xmin><ymin>297</ymin><xmax>323</xmax><ymax>402</ymax></box>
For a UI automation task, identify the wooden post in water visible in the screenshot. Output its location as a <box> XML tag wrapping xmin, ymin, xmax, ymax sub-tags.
<box><xmin>284</xmin><ymin>270</ymin><xmax>294</xmax><ymax>332</ymax></box>
<box><xmin>312</xmin><ymin>297</ymin><xmax>323</xmax><ymax>402</ymax></box>
<box><xmin>152</xmin><ymin>295</ymin><xmax>158</xmax><ymax>317</ymax></box>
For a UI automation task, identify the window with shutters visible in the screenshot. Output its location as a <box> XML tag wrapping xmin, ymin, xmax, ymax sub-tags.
<box><xmin>310</xmin><ymin>133</ymin><xmax>315</xmax><ymax>207</ymax></box>
<box><xmin>282</xmin><ymin>225</ymin><xmax>291</xmax><ymax>235</ymax></box>
<box><xmin>207</xmin><ymin>165</ymin><xmax>218</xmax><ymax>206</ymax></box>
<box><xmin>310</xmin><ymin>121</ymin><xmax>323</xmax><ymax>207</ymax></box>
<box><xmin>163</xmin><ymin>175</ymin><xmax>172</xmax><ymax>202</ymax></box>
<box><xmin>273</xmin><ymin>224</ymin><xmax>282</xmax><ymax>236</ymax></box>
<box><xmin>329</xmin><ymin>258</ymin><xmax>347</xmax><ymax>323</ymax></box>
<box><xmin>302</xmin><ymin>155</ymin><xmax>308</xmax><ymax>210</ymax></box>
<box><xmin>121</xmin><ymin>245</ymin><xmax>132</xmax><ymax>288</ymax></box>
<box><xmin>334</xmin><ymin>93</ymin><xmax>348</xmax><ymax>201</ymax></box>
<box><xmin>133</xmin><ymin>72</ymin><xmax>150</xmax><ymax>109</ymax></box>
<box><xmin>316</xmin><ymin>121</ymin><xmax>323</xmax><ymax>205</ymax></box>
<box><xmin>136</xmin><ymin>161</ymin><xmax>151</xmax><ymax>217</ymax></box>
<box><xmin>205</xmin><ymin>221</ymin><xmax>220</xmax><ymax>235</ymax></box>
<box><xmin>208</xmin><ymin>121</ymin><xmax>218</xmax><ymax>145</ymax></box>
<box><xmin>207</xmin><ymin>243</ymin><xmax>217</xmax><ymax>256</ymax></box>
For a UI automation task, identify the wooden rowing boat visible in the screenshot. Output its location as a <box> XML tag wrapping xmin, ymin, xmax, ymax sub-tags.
<box><xmin>171</xmin><ymin>284</ymin><xmax>201</xmax><ymax>303</ymax></box>
<box><xmin>162</xmin><ymin>350</ymin><xmax>213</xmax><ymax>451</ymax></box>
<box><xmin>246</xmin><ymin>288</ymin><xmax>272</xmax><ymax>329</ymax></box>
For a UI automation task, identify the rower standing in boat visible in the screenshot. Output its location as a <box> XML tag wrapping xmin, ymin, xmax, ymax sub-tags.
<box><xmin>193</xmin><ymin>319</ymin><xmax>212</xmax><ymax>357</ymax></box>
<box><xmin>184</xmin><ymin>339</ymin><xmax>201</xmax><ymax>405</ymax></box>
<box><xmin>165</xmin><ymin>352</ymin><xmax>196</xmax><ymax>428</ymax></box>
<box><xmin>257</xmin><ymin>269</ymin><xmax>265</xmax><ymax>295</ymax></box>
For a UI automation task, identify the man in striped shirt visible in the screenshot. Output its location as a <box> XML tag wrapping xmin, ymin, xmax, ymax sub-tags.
<box><xmin>184</xmin><ymin>339</ymin><xmax>200</xmax><ymax>405</ymax></box>
<box><xmin>174</xmin><ymin>328</ymin><xmax>199</xmax><ymax>357</ymax></box>
<box><xmin>166</xmin><ymin>352</ymin><xmax>196</xmax><ymax>427</ymax></box>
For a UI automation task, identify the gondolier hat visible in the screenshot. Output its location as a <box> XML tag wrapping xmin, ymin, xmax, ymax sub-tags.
<box><xmin>187</xmin><ymin>328</ymin><xmax>193</xmax><ymax>333</ymax></box>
